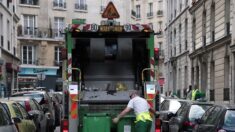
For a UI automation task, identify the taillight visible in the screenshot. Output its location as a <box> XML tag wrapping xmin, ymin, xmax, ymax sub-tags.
<box><xmin>25</xmin><ymin>101</ymin><xmax>31</xmax><ymax>112</ymax></box>
<box><xmin>218</xmin><ymin>129</ymin><xmax>227</xmax><ymax>132</ymax></box>
<box><xmin>183</xmin><ymin>121</ymin><xmax>195</xmax><ymax>128</ymax></box>
<box><xmin>61</xmin><ymin>119</ymin><xmax>69</xmax><ymax>132</ymax></box>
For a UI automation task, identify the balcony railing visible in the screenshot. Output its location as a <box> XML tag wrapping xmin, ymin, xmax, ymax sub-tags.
<box><xmin>136</xmin><ymin>14</ymin><xmax>141</xmax><ymax>19</ymax></box>
<box><xmin>157</xmin><ymin>10</ymin><xmax>163</xmax><ymax>16</ymax></box>
<box><xmin>53</xmin><ymin>1</ymin><xmax>66</xmax><ymax>9</ymax></box>
<box><xmin>20</xmin><ymin>0</ymin><xmax>39</xmax><ymax>5</ymax></box>
<box><xmin>131</xmin><ymin>10</ymin><xmax>136</xmax><ymax>17</ymax></box>
<box><xmin>147</xmin><ymin>12</ymin><xmax>153</xmax><ymax>18</ymax></box>
<box><xmin>54</xmin><ymin>61</ymin><xmax>62</xmax><ymax>66</ymax></box>
<box><xmin>75</xmin><ymin>3</ymin><xmax>87</xmax><ymax>11</ymax></box>
<box><xmin>18</xmin><ymin>27</ymin><xmax>64</xmax><ymax>39</ymax></box>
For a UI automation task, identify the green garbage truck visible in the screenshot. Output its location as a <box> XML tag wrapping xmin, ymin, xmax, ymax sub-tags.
<box><xmin>61</xmin><ymin>2</ymin><xmax>160</xmax><ymax>132</ymax></box>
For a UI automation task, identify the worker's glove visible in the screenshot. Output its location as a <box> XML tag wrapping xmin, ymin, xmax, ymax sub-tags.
<box><xmin>112</xmin><ymin>117</ymin><xmax>120</xmax><ymax>124</ymax></box>
<box><xmin>155</xmin><ymin>111</ymin><xmax>160</xmax><ymax>118</ymax></box>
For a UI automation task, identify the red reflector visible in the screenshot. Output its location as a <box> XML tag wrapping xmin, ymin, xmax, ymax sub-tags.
<box><xmin>62</xmin><ymin>119</ymin><xmax>69</xmax><ymax>132</ymax></box>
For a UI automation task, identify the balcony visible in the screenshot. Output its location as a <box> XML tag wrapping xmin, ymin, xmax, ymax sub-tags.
<box><xmin>147</xmin><ymin>12</ymin><xmax>153</xmax><ymax>18</ymax></box>
<box><xmin>20</xmin><ymin>0</ymin><xmax>39</xmax><ymax>6</ymax></box>
<box><xmin>53</xmin><ymin>1</ymin><xmax>66</xmax><ymax>9</ymax></box>
<box><xmin>17</xmin><ymin>26</ymin><xmax>64</xmax><ymax>39</ymax></box>
<box><xmin>155</xmin><ymin>31</ymin><xmax>163</xmax><ymax>38</ymax></box>
<box><xmin>157</xmin><ymin>10</ymin><xmax>163</xmax><ymax>16</ymax></box>
<box><xmin>75</xmin><ymin>3</ymin><xmax>87</xmax><ymax>11</ymax></box>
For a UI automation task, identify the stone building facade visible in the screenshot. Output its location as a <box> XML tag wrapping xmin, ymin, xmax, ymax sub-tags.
<box><xmin>131</xmin><ymin>0</ymin><xmax>165</xmax><ymax>90</ymax></box>
<box><xmin>16</xmin><ymin>0</ymin><xmax>131</xmax><ymax>90</ymax></box>
<box><xmin>0</xmin><ymin>0</ymin><xmax>20</xmax><ymax>97</ymax></box>
<box><xmin>164</xmin><ymin>0</ymin><xmax>234</xmax><ymax>103</ymax></box>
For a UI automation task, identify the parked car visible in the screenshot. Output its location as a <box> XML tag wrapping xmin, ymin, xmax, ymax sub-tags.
<box><xmin>12</xmin><ymin>90</ymin><xmax>55</xmax><ymax>129</ymax></box>
<box><xmin>0</xmin><ymin>102</ymin><xmax>18</xmax><ymax>132</ymax></box>
<box><xmin>8</xmin><ymin>97</ymin><xmax>48</xmax><ymax>132</ymax></box>
<box><xmin>159</xmin><ymin>99</ymin><xmax>187</xmax><ymax>132</ymax></box>
<box><xmin>193</xmin><ymin>104</ymin><xmax>235</xmax><ymax>132</ymax></box>
<box><xmin>168</xmin><ymin>101</ymin><xmax>213</xmax><ymax>132</ymax></box>
<box><xmin>49</xmin><ymin>92</ymin><xmax>63</xmax><ymax>126</ymax></box>
<box><xmin>1</xmin><ymin>100</ymin><xmax>36</xmax><ymax>132</ymax></box>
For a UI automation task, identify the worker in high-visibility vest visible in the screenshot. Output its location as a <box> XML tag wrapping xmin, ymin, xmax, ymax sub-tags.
<box><xmin>112</xmin><ymin>90</ymin><xmax>157</xmax><ymax>132</ymax></box>
<box><xmin>191</xmin><ymin>86</ymin><xmax>199</xmax><ymax>101</ymax></box>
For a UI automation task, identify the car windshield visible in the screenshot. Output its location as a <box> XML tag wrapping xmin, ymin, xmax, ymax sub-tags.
<box><xmin>223</xmin><ymin>110</ymin><xmax>235</xmax><ymax>128</ymax></box>
<box><xmin>189</xmin><ymin>104</ymin><xmax>211</xmax><ymax>122</ymax></box>
<box><xmin>169</xmin><ymin>100</ymin><xmax>181</xmax><ymax>113</ymax></box>
<box><xmin>23</xmin><ymin>93</ymin><xmax>44</xmax><ymax>102</ymax></box>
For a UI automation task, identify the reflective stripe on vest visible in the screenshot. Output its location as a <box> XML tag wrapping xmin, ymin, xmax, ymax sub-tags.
<box><xmin>136</xmin><ymin>112</ymin><xmax>152</xmax><ymax>122</ymax></box>
<box><xmin>192</xmin><ymin>89</ymin><xmax>198</xmax><ymax>101</ymax></box>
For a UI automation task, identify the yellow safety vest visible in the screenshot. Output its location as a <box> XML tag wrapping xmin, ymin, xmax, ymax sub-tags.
<box><xmin>192</xmin><ymin>89</ymin><xmax>198</xmax><ymax>101</ymax></box>
<box><xmin>136</xmin><ymin>112</ymin><xmax>152</xmax><ymax>122</ymax></box>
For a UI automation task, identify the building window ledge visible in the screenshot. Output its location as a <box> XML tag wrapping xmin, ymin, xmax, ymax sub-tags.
<box><xmin>74</xmin><ymin>9</ymin><xmax>88</xmax><ymax>13</ymax></box>
<box><xmin>19</xmin><ymin>4</ymin><xmax>40</xmax><ymax>8</ymax></box>
<box><xmin>53</xmin><ymin>8</ymin><xmax>67</xmax><ymax>11</ymax></box>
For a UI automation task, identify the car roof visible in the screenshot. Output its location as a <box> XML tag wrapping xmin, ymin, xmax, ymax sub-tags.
<box><xmin>213</xmin><ymin>104</ymin><xmax>235</xmax><ymax>110</ymax></box>
<box><xmin>12</xmin><ymin>90</ymin><xmax>46</xmax><ymax>95</ymax></box>
<box><xmin>6</xmin><ymin>96</ymin><xmax>32</xmax><ymax>101</ymax></box>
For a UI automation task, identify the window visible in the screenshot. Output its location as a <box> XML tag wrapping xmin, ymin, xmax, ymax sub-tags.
<box><xmin>12</xmin><ymin>104</ymin><xmax>23</xmax><ymax>119</ymax></box>
<box><xmin>23</xmin><ymin>15</ymin><xmax>36</xmax><ymax>36</ymax></box>
<box><xmin>204</xmin><ymin>106</ymin><xmax>221</xmax><ymax>125</ymax></box>
<box><xmin>17</xmin><ymin>103</ymin><xmax>29</xmax><ymax>119</ymax></box>
<box><xmin>54</xmin><ymin>17</ymin><xmax>64</xmax><ymax>38</ymax></box>
<box><xmin>7</xmin><ymin>20</ymin><xmax>10</xmax><ymax>51</ymax></box>
<box><xmin>147</xmin><ymin>3</ymin><xmax>153</xmax><ymax>17</ymax></box>
<box><xmin>179</xmin><ymin>24</ymin><xmax>181</xmax><ymax>53</ymax></box>
<box><xmin>202</xmin><ymin>10</ymin><xmax>206</xmax><ymax>46</ymax></box>
<box><xmin>0</xmin><ymin>14</ymin><xmax>3</xmax><ymax>47</ymax></box>
<box><xmin>0</xmin><ymin>104</ymin><xmax>11</xmax><ymax>126</ymax></box>
<box><xmin>185</xmin><ymin>19</ymin><xmax>188</xmax><ymax>50</ymax></box>
<box><xmin>224</xmin><ymin>88</ymin><xmax>230</xmax><ymax>101</ymax></box>
<box><xmin>75</xmin><ymin>0</ymin><xmax>87</xmax><ymax>10</ymax></box>
<box><xmin>210</xmin><ymin>61</ymin><xmax>215</xmax><ymax>101</ymax></box>
<box><xmin>53</xmin><ymin>0</ymin><xmax>66</xmax><ymax>8</ymax></box>
<box><xmin>192</xmin><ymin>18</ymin><xmax>196</xmax><ymax>50</ymax></box>
<box><xmin>55</xmin><ymin>47</ymin><xmax>62</xmax><ymax>63</ymax></box>
<box><xmin>210</xmin><ymin>3</ymin><xmax>215</xmax><ymax>42</ymax></box>
<box><xmin>210</xmin><ymin>89</ymin><xmax>215</xmax><ymax>101</ymax></box>
<box><xmin>184</xmin><ymin>66</ymin><xmax>188</xmax><ymax>89</ymax></box>
<box><xmin>189</xmin><ymin>105</ymin><xmax>211</xmax><ymax>122</ymax></box>
<box><xmin>224</xmin><ymin>57</ymin><xmax>230</xmax><ymax>89</ymax></box>
<box><xmin>20</xmin><ymin>0</ymin><xmax>38</xmax><ymax>5</ymax></box>
<box><xmin>29</xmin><ymin>100</ymin><xmax>37</xmax><ymax>110</ymax></box>
<box><xmin>22</xmin><ymin>45</ymin><xmax>35</xmax><ymax>64</ymax></box>
<box><xmin>136</xmin><ymin>5</ymin><xmax>141</xmax><ymax>19</ymax></box>
<box><xmin>225</xmin><ymin>0</ymin><xmax>230</xmax><ymax>35</ymax></box>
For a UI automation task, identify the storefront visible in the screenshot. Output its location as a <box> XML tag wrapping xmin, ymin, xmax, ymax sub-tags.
<box><xmin>18</xmin><ymin>66</ymin><xmax>59</xmax><ymax>90</ymax></box>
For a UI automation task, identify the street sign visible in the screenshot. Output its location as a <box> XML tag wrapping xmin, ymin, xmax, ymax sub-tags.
<box><xmin>102</xmin><ymin>2</ymin><xmax>120</xmax><ymax>19</ymax></box>
<box><xmin>37</xmin><ymin>73</ymin><xmax>46</xmax><ymax>80</ymax></box>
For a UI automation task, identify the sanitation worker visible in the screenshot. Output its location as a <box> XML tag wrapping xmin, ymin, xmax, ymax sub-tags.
<box><xmin>112</xmin><ymin>90</ymin><xmax>157</xmax><ymax>132</ymax></box>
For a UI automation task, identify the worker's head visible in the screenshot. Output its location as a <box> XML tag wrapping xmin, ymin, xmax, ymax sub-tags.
<box><xmin>194</xmin><ymin>85</ymin><xmax>198</xmax><ymax>90</ymax></box>
<box><xmin>129</xmin><ymin>90</ymin><xmax>138</xmax><ymax>99</ymax></box>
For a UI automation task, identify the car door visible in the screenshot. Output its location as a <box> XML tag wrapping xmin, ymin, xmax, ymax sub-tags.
<box><xmin>169</xmin><ymin>103</ymin><xmax>188</xmax><ymax>132</ymax></box>
<box><xmin>16</xmin><ymin>103</ymin><xmax>36</xmax><ymax>132</ymax></box>
<box><xmin>33</xmin><ymin>99</ymin><xmax>47</xmax><ymax>132</ymax></box>
<box><xmin>196</xmin><ymin>106</ymin><xmax>222</xmax><ymax>132</ymax></box>
<box><xmin>12</xmin><ymin>103</ymin><xmax>28</xmax><ymax>132</ymax></box>
<box><xmin>0</xmin><ymin>104</ymin><xmax>17</xmax><ymax>132</ymax></box>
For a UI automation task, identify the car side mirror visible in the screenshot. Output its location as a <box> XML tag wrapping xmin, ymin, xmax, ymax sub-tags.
<box><xmin>167</xmin><ymin>112</ymin><xmax>176</xmax><ymax>119</ymax></box>
<box><xmin>195</xmin><ymin>118</ymin><xmax>203</xmax><ymax>124</ymax></box>
<box><xmin>12</xmin><ymin>117</ymin><xmax>21</xmax><ymax>123</ymax></box>
<box><xmin>43</xmin><ymin>107</ymin><xmax>49</xmax><ymax>114</ymax></box>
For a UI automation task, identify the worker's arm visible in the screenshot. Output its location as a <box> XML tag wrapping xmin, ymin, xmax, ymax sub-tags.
<box><xmin>113</xmin><ymin>107</ymin><xmax>131</xmax><ymax>123</ymax></box>
<box><xmin>149</xmin><ymin>107</ymin><xmax>160</xmax><ymax>118</ymax></box>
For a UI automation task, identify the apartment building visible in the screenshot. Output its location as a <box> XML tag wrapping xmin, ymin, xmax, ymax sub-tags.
<box><xmin>131</xmin><ymin>0</ymin><xmax>165</xmax><ymax>91</ymax></box>
<box><xmin>164</xmin><ymin>0</ymin><xmax>234</xmax><ymax>103</ymax></box>
<box><xmin>0</xmin><ymin>0</ymin><xmax>20</xmax><ymax>97</ymax></box>
<box><xmin>164</xmin><ymin>0</ymin><xmax>191</xmax><ymax>98</ymax></box>
<box><xmin>16</xmin><ymin>0</ymin><xmax>131</xmax><ymax>90</ymax></box>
